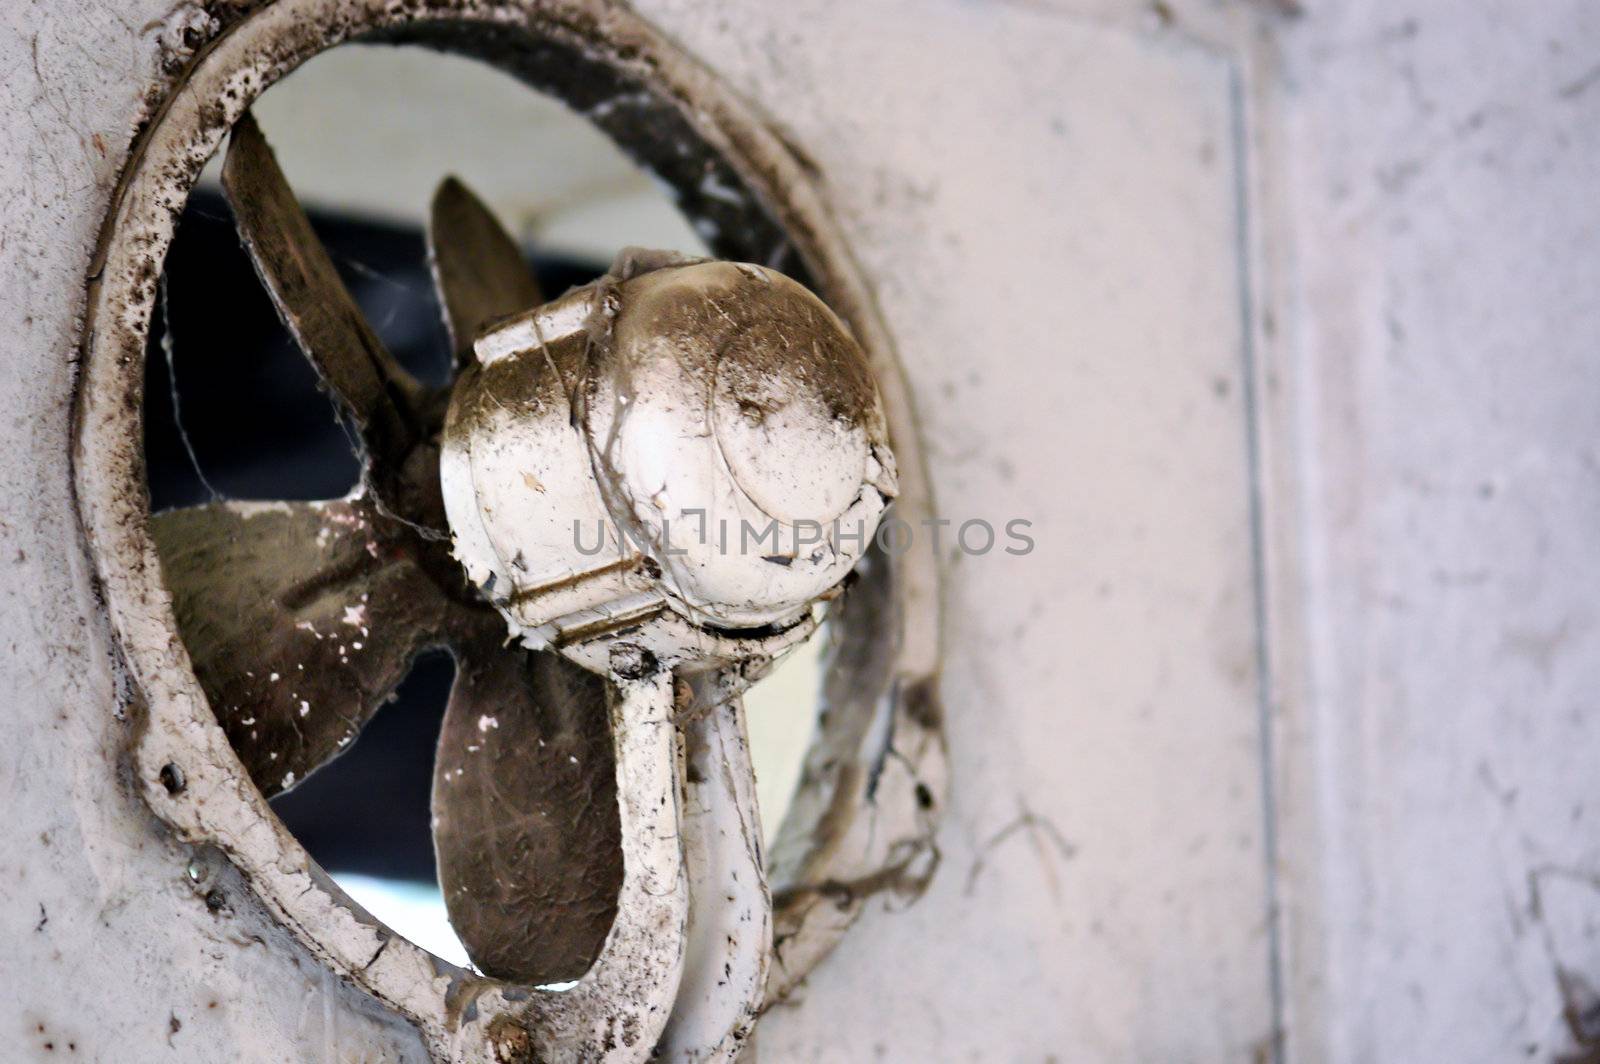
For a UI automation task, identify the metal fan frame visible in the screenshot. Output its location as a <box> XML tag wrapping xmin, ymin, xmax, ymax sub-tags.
<box><xmin>73</xmin><ymin>0</ymin><xmax>944</xmax><ymax>1058</ymax></box>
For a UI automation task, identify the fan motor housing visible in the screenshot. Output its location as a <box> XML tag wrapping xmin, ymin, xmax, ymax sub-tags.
<box><xmin>440</xmin><ymin>256</ymin><xmax>898</xmax><ymax>648</ymax></box>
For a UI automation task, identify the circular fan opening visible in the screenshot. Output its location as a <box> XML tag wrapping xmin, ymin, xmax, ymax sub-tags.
<box><xmin>82</xmin><ymin>3</ymin><xmax>941</xmax><ymax>1033</ymax></box>
<box><xmin>143</xmin><ymin>42</ymin><xmax>823</xmax><ymax>973</ymax></box>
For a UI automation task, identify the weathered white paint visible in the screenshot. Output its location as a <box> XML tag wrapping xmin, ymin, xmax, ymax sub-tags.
<box><xmin>5</xmin><ymin>0</ymin><xmax>1599</xmax><ymax>1061</ymax></box>
<box><xmin>443</xmin><ymin>244</ymin><xmax>897</xmax><ymax>1056</ymax></box>
<box><xmin>443</xmin><ymin>259</ymin><xmax>895</xmax><ymax>639</ymax></box>
<box><xmin>70</xmin><ymin>4</ymin><xmax>939</xmax><ymax>1059</ymax></box>
<box><xmin>0</xmin><ymin>1</ymin><xmax>433</xmax><ymax>1058</ymax></box>
<box><xmin>659</xmin><ymin>697</ymin><xmax>772</xmax><ymax>1062</ymax></box>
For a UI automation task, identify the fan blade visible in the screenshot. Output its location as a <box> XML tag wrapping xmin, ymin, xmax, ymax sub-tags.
<box><xmin>432</xmin><ymin>634</ymin><xmax>623</xmax><ymax>985</ymax></box>
<box><xmin>221</xmin><ymin>113</ymin><xmax>424</xmax><ymax>479</ymax></box>
<box><xmin>152</xmin><ymin>498</ymin><xmax>451</xmax><ymax>795</ymax></box>
<box><xmin>427</xmin><ymin>176</ymin><xmax>544</xmax><ymax>368</ymax></box>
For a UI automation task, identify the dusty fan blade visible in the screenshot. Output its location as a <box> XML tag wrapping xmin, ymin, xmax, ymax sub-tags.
<box><xmin>152</xmin><ymin>498</ymin><xmax>452</xmax><ymax>796</ymax></box>
<box><xmin>427</xmin><ymin>176</ymin><xmax>544</xmax><ymax>368</ymax></box>
<box><xmin>432</xmin><ymin>632</ymin><xmax>623</xmax><ymax>985</ymax></box>
<box><xmin>222</xmin><ymin>113</ymin><xmax>427</xmax><ymax>502</ymax></box>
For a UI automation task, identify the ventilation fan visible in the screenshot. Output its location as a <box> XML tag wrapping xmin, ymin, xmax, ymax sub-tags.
<box><xmin>151</xmin><ymin>112</ymin><xmax>896</xmax><ymax>1061</ymax></box>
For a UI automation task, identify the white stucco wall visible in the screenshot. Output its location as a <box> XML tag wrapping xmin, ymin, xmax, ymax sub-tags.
<box><xmin>2</xmin><ymin>0</ymin><xmax>1597</xmax><ymax>1060</ymax></box>
<box><xmin>0</xmin><ymin>2</ymin><xmax>433</xmax><ymax>1058</ymax></box>
<box><xmin>1275</xmin><ymin>3</ymin><xmax>1600</xmax><ymax>1061</ymax></box>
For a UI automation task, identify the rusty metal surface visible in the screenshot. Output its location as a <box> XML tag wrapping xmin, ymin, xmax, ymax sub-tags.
<box><xmin>151</xmin><ymin>497</ymin><xmax>453</xmax><ymax>795</ymax></box>
<box><xmin>428</xmin><ymin>175</ymin><xmax>546</xmax><ymax>369</ymax></box>
<box><xmin>433</xmin><ymin>637</ymin><xmax>623</xmax><ymax>987</ymax></box>
<box><xmin>223</xmin><ymin>113</ymin><xmax>436</xmax><ymax>521</ymax></box>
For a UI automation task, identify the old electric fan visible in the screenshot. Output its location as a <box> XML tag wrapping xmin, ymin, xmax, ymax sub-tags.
<box><xmin>150</xmin><ymin>112</ymin><xmax>896</xmax><ymax>1061</ymax></box>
